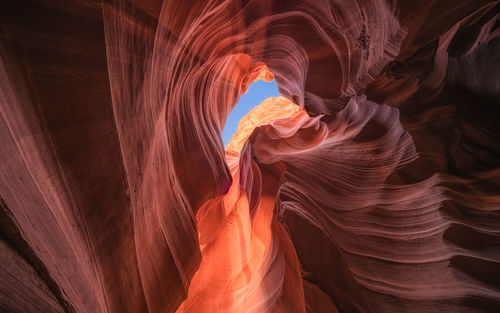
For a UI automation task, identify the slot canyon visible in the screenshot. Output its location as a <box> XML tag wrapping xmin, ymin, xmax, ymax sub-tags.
<box><xmin>1</xmin><ymin>0</ymin><xmax>499</xmax><ymax>312</ymax></box>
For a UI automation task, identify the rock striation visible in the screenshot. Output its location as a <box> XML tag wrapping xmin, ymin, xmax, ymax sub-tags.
<box><xmin>0</xmin><ymin>0</ymin><xmax>499</xmax><ymax>312</ymax></box>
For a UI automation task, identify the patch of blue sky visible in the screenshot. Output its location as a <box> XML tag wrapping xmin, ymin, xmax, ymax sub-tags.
<box><xmin>221</xmin><ymin>80</ymin><xmax>280</xmax><ymax>147</ymax></box>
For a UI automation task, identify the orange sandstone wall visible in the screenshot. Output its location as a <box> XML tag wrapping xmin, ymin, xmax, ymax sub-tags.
<box><xmin>0</xmin><ymin>0</ymin><xmax>499</xmax><ymax>313</ymax></box>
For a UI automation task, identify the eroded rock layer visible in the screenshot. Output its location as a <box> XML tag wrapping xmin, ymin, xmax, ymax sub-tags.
<box><xmin>0</xmin><ymin>0</ymin><xmax>499</xmax><ymax>312</ymax></box>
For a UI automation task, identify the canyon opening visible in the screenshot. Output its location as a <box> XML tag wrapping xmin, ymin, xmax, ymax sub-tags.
<box><xmin>223</xmin><ymin>78</ymin><xmax>304</xmax><ymax>152</ymax></box>
<box><xmin>222</xmin><ymin>79</ymin><xmax>280</xmax><ymax>149</ymax></box>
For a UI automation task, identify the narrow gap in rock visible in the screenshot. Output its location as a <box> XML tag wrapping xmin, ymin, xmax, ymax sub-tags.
<box><xmin>222</xmin><ymin>80</ymin><xmax>280</xmax><ymax>148</ymax></box>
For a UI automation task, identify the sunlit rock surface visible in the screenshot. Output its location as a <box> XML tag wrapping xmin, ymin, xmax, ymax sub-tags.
<box><xmin>226</xmin><ymin>96</ymin><xmax>303</xmax><ymax>151</ymax></box>
<box><xmin>0</xmin><ymin>0</ymin><xmax>499</xmax><ymax>313</ymax></box>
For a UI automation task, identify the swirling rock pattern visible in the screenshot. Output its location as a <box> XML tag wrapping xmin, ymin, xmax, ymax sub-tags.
<box><xmin>0</xmin><ymin>0</ymin><xmax>499</xmax><ymax>312</ymax></box>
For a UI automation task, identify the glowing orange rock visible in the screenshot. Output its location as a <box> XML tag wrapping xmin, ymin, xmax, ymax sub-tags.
<box><xmin>226</xmin><ymin>96</ymin><xmax>303</xmax><ymax>151</ymax></box>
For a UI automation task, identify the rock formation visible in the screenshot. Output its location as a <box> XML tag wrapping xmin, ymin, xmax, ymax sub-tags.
<box><xmin>226</xmin><ymin>96</ymin><xmax>303</xmax><ymax>151</ymax></box>
<box><xmin>0</xmin><ymin>0</ymin><xmax>499</xmax><ymax>312</ymax></box>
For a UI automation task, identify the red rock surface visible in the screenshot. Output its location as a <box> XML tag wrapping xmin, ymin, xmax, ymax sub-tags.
<box><xmin>0</xmin><ymin>1</ymin><xmax>499</xmax><ymax>313</ymax></box>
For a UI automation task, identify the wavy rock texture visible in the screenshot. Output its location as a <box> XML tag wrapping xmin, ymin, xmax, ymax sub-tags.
<box><xmin>0</xmin><ymin>0</ymin><xmax>499</xmax><ymax>313</ymax></box>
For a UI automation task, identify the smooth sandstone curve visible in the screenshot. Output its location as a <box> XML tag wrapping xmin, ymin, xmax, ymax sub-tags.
<box><xmin>0</xmin><ymin>0</ymin><xmax>499</xmax><ymax>313</ymax></box>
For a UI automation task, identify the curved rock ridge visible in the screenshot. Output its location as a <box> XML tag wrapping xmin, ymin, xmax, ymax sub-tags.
<box><xmin>226</xmin><ymin>96</ymin><xmax>303</xmax><ymax>151</ymax></box>
<box><xmin>0</xmin><ymin>0</ymin><xmax>499</xmax><ymax>313</ymax></box>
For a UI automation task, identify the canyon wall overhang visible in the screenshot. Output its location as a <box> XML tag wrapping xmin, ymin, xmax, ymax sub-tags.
<box><xmin>0</xmin><ymin>0</ymin><xmax>499</xmax><ymax>312</ymax></box>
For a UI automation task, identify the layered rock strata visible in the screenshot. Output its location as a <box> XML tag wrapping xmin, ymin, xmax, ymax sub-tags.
<box><xmin>0</xmin><ymin>0</ymin><xmax>499</xmax><ymax>312</ymax></box>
